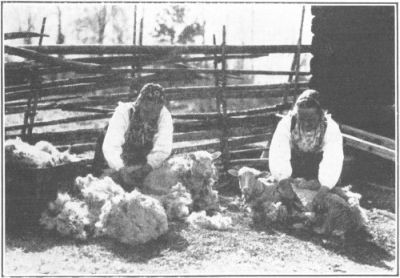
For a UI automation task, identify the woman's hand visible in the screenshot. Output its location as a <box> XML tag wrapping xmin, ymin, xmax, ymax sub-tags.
<box><xmin>295</xmin><ymin>178</ymin><xmax>321</xmax><ymax>190</ymax></box>
<box><xmin>116</xmin><ymin>165</ymin><xmax>140</xmax><ymax>190</ymax></box>
<box><xmin>115</xmin><ymin>164</ymin><xmax>153</xmax><ymax>191</ymax></box>
<box><xmin>312</xmin><ymin>185</ymin><xmax>330</xmax><ymax>211</ymax></box>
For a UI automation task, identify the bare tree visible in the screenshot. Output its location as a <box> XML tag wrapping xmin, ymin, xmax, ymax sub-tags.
<box><xmin>111</xmin><ymin>5</ymin><xmax>128</xmax><ymax>44</ymax></box>
<box><xmin>75</xmin><ymin>5</ymin><xmax>109</xmax><ymax>44</ymax></box>
<box><xmin>74</xmin><ymin>5</ymin><xmax>129</xmax><ymax>44</ymax></box>
<box><xmin>56</xmin><ymin>7</ymin><xmax>65</xmax><ymax>44</ymax></box>
<box><xmin>153</xmin><ymin>5</ymin><xmax>205</xmax><ymax>45</ymax></box>
<box><xmin>23</xmin><ymin>14</ymin><xmax>35</xmax><ymax>45</ymax></box>
<box><xmin>97</xmin><ymin>6</ymin><xmax>107</xmax><ymax>44</ymax></box>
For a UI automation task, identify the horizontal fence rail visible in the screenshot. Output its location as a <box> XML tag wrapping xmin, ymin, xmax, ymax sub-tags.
<box><xmin>18</xmin><ymin>44</ymin><xmax>312</xmax><ymax>55</ymax></box>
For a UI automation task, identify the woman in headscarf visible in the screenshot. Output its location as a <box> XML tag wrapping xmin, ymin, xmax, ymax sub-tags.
<box><xmin>268</xmin><ymin>89</ymin><xmax>344</xmax><ymax>203</ymax></box>
<box><xmin>92</xmin><ymin>83</ymin><xmax>173</xmax><ymax>191</ymax></box>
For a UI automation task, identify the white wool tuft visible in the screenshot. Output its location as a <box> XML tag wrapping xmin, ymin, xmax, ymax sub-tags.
<box><xmin>41</xmin><ymin>174</ymin><xmax>169</xmax><ymax>245</ymax></box>
<box><xmin>6</xmin><ymin>138</ymin><xmax>78</xmax><ymax>168</ymax></box>
<box><xmin>40</xmin><ymin>194</ymin><xmax>91</xmax><ymax>240</ymax></box>
<box><xmin>187</xmin><ymin>211</ymin><xmax>232</xmax><ymax>230</ymax></box>
<box><xmin>143</xmin><ymin>151</ymin><xmax>220</xmax><ymax>213</ymax></box>
<box><xmin>160</xmin><ymin>183</ymin><xmax>192</xmax><ymax>221</ymax></box>
<box><xmin>103</xmin><ymin>190</ymin><xmax>168</xmax><ymax>245</ymax></box>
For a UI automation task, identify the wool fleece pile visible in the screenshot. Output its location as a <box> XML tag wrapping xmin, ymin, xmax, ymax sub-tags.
<box><xmin>5</xmin><ymin>138</ymin><xmax>79</xmax><ymax>168</ymax></box>
<box><xmin>40</xmin><ymin>174</ymin><xmax>169</xmax><ymax>245</ymax></box>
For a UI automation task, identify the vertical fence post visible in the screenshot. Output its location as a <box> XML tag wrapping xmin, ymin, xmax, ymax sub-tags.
<box><xmin>133</xmin><ymin>5</ymin><xmax>137</xmax><ymax>46</ymax></box>
<box><xmin>136</xmin><ymin>17</ymin><xmax>144</xmax><ymax>92</ymax></box>
<box><xmin>287</xmin><ymin>5</ymin><xmax>305</xmax><ymax>103</ymax></box>
<box><xmin>130</xmin><ymin>5</ymin><xmax>138</xmax><ymax>95</ymax></box>
<box><xmin>219</xmin><ymin>25</ymin><xmax>230</xmax><ymax>171</ymax></box>
<box><xmin>27</xmin><ymin>68</ymin><xmax>41</xmax><ymax>141</ymax></box>
<box><xmin>22</xmin><ymin>17</ymin><xmax>46</xmax><ymax>141</ymax></box>
<box><xmin>293</xmin><ymin>6</ymin><xmax>305</xmax><ymax>97</ymax></box>
<box><xmin>213</xmin><ymin>35</ymin><xmax>220</xmax><ymax>111</ymax></box>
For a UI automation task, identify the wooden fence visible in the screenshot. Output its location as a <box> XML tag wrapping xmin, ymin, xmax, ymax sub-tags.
<box><xmin>4</xmin><ymin>23</ymin><xmax>395</xmax><ymax>177</ymax></box>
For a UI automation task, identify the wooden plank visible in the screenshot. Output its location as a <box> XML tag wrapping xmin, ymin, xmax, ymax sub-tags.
<box><xmin>6</xmin><ymin>80</ymin><xmax>307</xmax><ymax>100</ymax></box>
<box><xmin>60</xmin><ymin>141</ymin><xmax>270</xmax><ymax>157</ymax></box>
<box><xmin>230</xmin><ymin>147</ymin><xmax>267</xmax><ymax>156</ymax></box>
<box><xmin>172</xmin><ymin>139</ymin><xmax>221</xmax><ymax>154</ymax></box>
<box><xmin>54</xmin><ymin>91</ymin><xmax>294</xmax><ymax>114</ymax></box>
<box><xmin>5</xmin><ymin>113</ymin><xmax>112</xmax><ymax>132</ymax></box>
<box><xmin>5</xmin><ymin>32</ymin><xmax>49</xmax><ymax>40</ymax></box>
<box><xmin>5</xmin><ymin>45</ymin><xmax>110</xmax><ymax>73</ymax></box>
<box><xmin>341</xmin><ymin>124</ymin><xmax>395</xmax><ymax>150</ymax></box>
<box><xmin>229</xmin><ymin>158</ymin><xmax>268</xmax><ymax>168</ymax></box>
<box><xmin>5</xmin><ymin>73</ymin><xmax>128</xmax><ymax>93</ymax></box>
<box><xmin>59</xmin><ymin>139</ymin><xmax>222</xmax><ymax>156</ymax></box>
<box><xmin>5</xmin><ymin>79</ymin><xmax>133</xmax><ymax>101</ymax></box>
<box><xmin>138</xmin><ymin>68</ymin><xmax>310</xmax><ymax>76</ymax></box>
<box><xmin>6</xmin><ymin>102</ymin><xmax>58</xmax><ymax>115</ymax></box>
<box><xmin>343</xmin><ymin>134</ymin><xmax>395</xmax><ymax>162</ymax></box>
<box><xmin>21</xmin><ymin>44</ymin><xmax>312</xmax><ymax>55</ymax></box>
<box><xmin>4</xmin><ymin>53</ymin><xmax>268</xmax><ymax>78</ymax></box>
<box><xmin>5</xmin><ymin>95</ymin><xmax>79</xmax><ymax>106</ymax></box>
<box><xmin>5</xmin><ymin>111</ymin><xmax>275</xmax><ymax>134</ymax></box>
<box><xmin>5</xmin><ymin>126</ymin><xmax>269</xmax><ymax>149</ymax></box>
<box><xmin>228</xmin><ymin>133</ymin><xmax>270</xmax><ymax>149</ymax></box>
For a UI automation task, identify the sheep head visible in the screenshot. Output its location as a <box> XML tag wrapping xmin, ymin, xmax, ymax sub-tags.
<box><xmin>228</xmin><ymin>167</ymin><xmax>272</xmax><ymax>202</ymax></box>
<box><xmin>189</xmin><ymin>151</ymin><xmax>221</xmax><ymax>179</ymax></box>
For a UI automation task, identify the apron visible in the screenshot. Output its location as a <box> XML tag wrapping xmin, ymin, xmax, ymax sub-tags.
<box><xmin>289</xmin><ymin>115</ymin><xmax>325</xmax><ymax>181</ymax></box>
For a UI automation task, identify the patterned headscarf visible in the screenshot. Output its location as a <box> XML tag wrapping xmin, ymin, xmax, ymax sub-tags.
<box><xmin>121</xmin><ymin>83</ymin><xmax>166</xmax><ymax>165</ymax></box>
<box><xmin>290</xmin><ymin>89</ymin><xmax>327</xmax><ymax>153</ymax></box>
<box><xmin>133</xmin><ymin>83</ymin><xmax>166</xmax><ymax>108</ymax></box>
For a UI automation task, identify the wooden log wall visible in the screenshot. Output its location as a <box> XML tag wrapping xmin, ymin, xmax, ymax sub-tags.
<box><xmin>310</xmin><ymin>6</ymin><xmax>395</xmax><ymax>138</ymax></box>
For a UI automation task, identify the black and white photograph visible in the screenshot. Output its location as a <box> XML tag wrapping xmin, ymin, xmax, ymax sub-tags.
<box><xmin>1</xmin><ymin>1</ymin><xmax>398</xmax><ymax>275</ymax></box>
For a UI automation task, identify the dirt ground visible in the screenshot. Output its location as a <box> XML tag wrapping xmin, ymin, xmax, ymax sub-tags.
<box><xmin>3</xmin><ymin>196</ymin><xmax>397</xmax><ymax>276</ymax></box>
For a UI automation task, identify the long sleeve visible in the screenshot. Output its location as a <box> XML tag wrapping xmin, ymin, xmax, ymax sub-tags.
<box><xmin>102</xmin><ymin>102</ymin><xmax>131</xmax><ymax>171</ymax></box>
<box><xmin>269</xmin><ymin>116</ymin><xmax>293</xmax><ymax>180</ymax></box>
<box><xmin>318</xmin><ymin>116</ymin><xmax>344</xmax><ymax>189</ymax></box>
<box><xmin>146</xmin><ymin>107</ymin><xmax>174</xmax><ymax>169</ymax></box>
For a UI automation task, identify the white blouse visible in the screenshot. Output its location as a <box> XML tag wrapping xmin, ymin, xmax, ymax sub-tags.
<box><xmin>268</xmin><ymin>114</ymin><xmax>344</xmax><ymax>189</ymax></box>
<box><xmin>102</xmin><ymin>102</ymin><xmax>173</xmax><ymax>171</ymax></box>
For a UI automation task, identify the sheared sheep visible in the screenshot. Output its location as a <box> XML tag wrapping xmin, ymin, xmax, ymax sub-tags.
<box><xmin>228</xmin><ymin>167</ymin><xmax>283</xmax><ymax>221</ymax></box>
<box><xmin>102</xmin><ymin>190</ymin><xmax>168</xmax><ymax>246</ymax></box>
<box><xmin>310</xmin><ymin>185</ymin><xmax>368</xmax><ymax>239</ymax></box>
<box><xmin>187</xmin><ymin>211</ymin><xmax>232</xmax><ymax>230</ymax></box>
<box><xmin>229</xmin><ymin>166</ymin><xmax>368</xmax><ymax>238</ymax></box>
<box><xmin>228</xmin><ymin>167</ymin><xmax>279</xmax><ymax>204</ymax></box>
<box><xmin>143</xmin><ymin>151</ymin><xmax>221</xmax><ymax>213</ymax></box>
<box><xmin>311</xmin><ymin>192</ymin><xmax>362</xmax><ymax>239</ymax></box>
